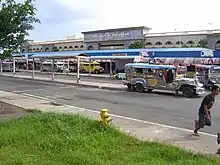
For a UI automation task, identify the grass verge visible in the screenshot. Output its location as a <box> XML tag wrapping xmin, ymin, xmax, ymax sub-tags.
<box><xmin>0</xmin><ymin>112</ymin><xmax>219</xmax><ymax>165</ymax></box>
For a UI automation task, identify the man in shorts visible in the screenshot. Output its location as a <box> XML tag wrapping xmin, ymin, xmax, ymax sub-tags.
<box><xmin>193</xmin><ymin>85</ymin><xmax>219</xmax><ymax>136</ymax></box>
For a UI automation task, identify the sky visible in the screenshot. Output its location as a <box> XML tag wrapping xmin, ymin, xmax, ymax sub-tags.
<box><xmin>28</xmin><ymin>0</ymin><xmax>220</xmax><ymax>41</ymax></box>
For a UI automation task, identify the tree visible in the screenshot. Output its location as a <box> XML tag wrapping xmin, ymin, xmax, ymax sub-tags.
<box><xmin>129</xmin><ymin>41</ymin><xmax>144</xmax><ymax>49</ymax></box>
<box><xmin>197</xmin><ymin>39</ymin><xmax>208</xmax><ymax>48</ymax></box>
<box><xmin>182</xmin><ymin>44</ymin><xmax>195</xmax><ymax>48</ymax></box>
<box><xmin>52</xmin><ymin>47</ymin><xmax>59</xmax><ymax>52</ymax></box>
<box><xmin>0</xmin><ymin>0</ymin><xmax>40</xmax><ymax>60</ymax></box>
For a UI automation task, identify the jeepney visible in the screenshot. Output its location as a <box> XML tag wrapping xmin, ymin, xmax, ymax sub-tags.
<box><xmin>208</xmin><ymin>66</ymin><xmax>220</xmax><ymax>84</ymax></box>
<box><xmin>185</xmin><ymin>64</ymin><xmax>217</xmax><ymax>89</ymax></box>
<box><xmin>123</xmin><ymin>63</ymin><xmax>205</xmax><ymax>98</ymax></box>
<box><xmin>79</xmin><ymin>61</ymin><xmax>104</xmax><ymax>74</ymax></box>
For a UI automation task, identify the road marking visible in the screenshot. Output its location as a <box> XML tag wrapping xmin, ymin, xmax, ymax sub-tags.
<box><xmin>66</xmin><ymin>105</ymin><xmax>217</xmax><ymax>137</ymax></box>
<box><xmin>0</xmin><ymin>85</ymin><xmax>31</xmax><ymax>89</ymax></box>
<box><xmin>20</xmin><ymin>92</ymin><xmax>217</xmax><ymax>137</ymax></box>
<box><xmin>59</xmin><ymin>86</ymin><xmax>77</xmax><ymax>89</ymax></box>
<box><xmin>12</xmin><ymin>89</ymin><xmax>44</xmax><ymax>93</ymax></box>
<box><xmin>21</xmin><ymin>93</ymin><xmax>51</xmax><ymax>100</ymax></box>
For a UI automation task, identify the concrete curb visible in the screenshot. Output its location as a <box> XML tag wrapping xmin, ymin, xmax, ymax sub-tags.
<box><xmin>19</xmin><ymin>70</ymin><xmax>113</xmax><ymax>80</ymax></box>
<box><xmin>0</xmin><ymin>75</ymin><xmax>127</xmax><ymax>92</ymax></box>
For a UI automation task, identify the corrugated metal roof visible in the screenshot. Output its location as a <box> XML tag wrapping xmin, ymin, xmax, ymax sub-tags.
<box><xmin>90</xmin><ymin>56</ymin><xmax>136</xmax><ymax>59</ymax></box>
<box><xmin>13</xmin><ymin>48</ymin><xmax>213</xmax><ymax>59</ymax></box>
<box><xmin>125</xmin><ymin>63</ymin><xmax>176</xmax><ymax>69</ymax></box>
<box><xmin>83</xmin><ymin>48</ymin><xmax>211</xmax><ymax>54</ymax></box>
<box><xmin>28</xmin><ymin>52</ymin><xmax>88</xmax><ymax>59</ymax></box>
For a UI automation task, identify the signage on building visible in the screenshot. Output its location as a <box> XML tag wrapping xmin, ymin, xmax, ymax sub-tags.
<box><xmin>139</xmin><ymin>50</ymin><xmax>149</xmax><ymax>57</ymax></box>
<box><xmin>84</xmin><ymin>29</ymin><xmax>144</xmax><ymax>42</ymax></box>
<box><xmin>200</xmin><ymin>50</ymin><xmax>213</xmax><ymax>57</ymax></box>
<box><xmin>134</xmin><ymin>56</ymin><xmax>144</xmax><ymax>62</ymax></box>
<box><xmin>112</xmin><ymin>53</ymin><xmax>127</xmax><ymax>56</ymax></box>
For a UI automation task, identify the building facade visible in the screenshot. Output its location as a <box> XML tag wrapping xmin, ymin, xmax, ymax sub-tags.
<box><xmin>21</xmin><ymin>27</ymin><xmax>220</xmax><ymax>53</ymax></box>
<box><xmin>82</xmin><ymin>26</ymin><xmax>150</xmax><ymax>50</ymax></box>
<box><xmin>21</xmin><ymin>36</ymin><xmax>84</xmax><ymax>53</ymax></box>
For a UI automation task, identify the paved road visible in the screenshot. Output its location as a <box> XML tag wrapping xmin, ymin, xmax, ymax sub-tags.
<box><xmin>5</xmin><ymin>71</ymin><xmax>122</xmax><ymax>84</ymax></box>
<box><xmin>0</xmin><ymin>76</ymin><xmax>220</xmax><ymax>135</ymax></box>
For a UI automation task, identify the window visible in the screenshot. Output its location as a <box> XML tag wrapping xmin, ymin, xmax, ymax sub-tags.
<box><xmin>88</xmin><ymin>45</ymin><xmax>94</xmax><ymax>50</ymax></box>
<box><xmin>155</xmin><ymin>41</ymin><xmax>162</xmax><ymax>45</ymax></box>
<box><xmin>145</xmin><ymin>42</ymin><xmax>152</xmax><ymax>45</ymax></box>
<box><xmin>176</xmin><ymin>41</ymin><xmax>184</xmax><ymax>45</ymax></box>
<box><xmin>165</xmin><ymin>41</ymin><xmax>173</xmax><ymax>45</ymax></box>
<box><xmin>157</xmin><ymin>70</ymin><xmax>164</xmax><ymax>79</ymax></box>
<box><xmin>186</xmin><ymin>41</ymin><xmax>195</xmax><ymax>45</ymax></box>
<box><xmin>135</xmin><ymin>68</ymin><xmax>143</xmax><ymax>74</ymax></box>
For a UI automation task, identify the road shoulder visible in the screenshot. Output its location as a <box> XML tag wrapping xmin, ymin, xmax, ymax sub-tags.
<box><xmin>0</xmin><ymin>90</ymin><xmax>218</xmax><ymax>155</ymax></box>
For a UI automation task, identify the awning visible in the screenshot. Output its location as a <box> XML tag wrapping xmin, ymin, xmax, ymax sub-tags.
<box><xmin>154</xmin><ymin>58</ymin><xmax>166</xmax><ymax>63</ymax></box>
<box><xmin>174</xmin><ymin>58</ymin><xmax>185</xmax><ymax>64</ymax></box>
<box><xmin>193</xmin><ymin>58</ymin><xmax>205</xmax><ymax>64</ymax></box>
<box><xmin>164</xmin><ymin>58</ymin><xmax>175</xmax><ymax>64</ymax></box>
<box><xmin>183</xmin><ymin>58</ymin><xmax>195</xmax><ymax>64</ymax></box>
<box><xmin>214</xmin><ymin>58</ymin><xmax>220</xmax><ymax>65</ymax></box>
<box><xmin>203</xmin><ymin>58</ymin><xmax>214</xmax><ymax>64</ymax></box>
<box><xmin>28</xmin><ymin>52</ymin><xmax>88</xmax><ymax>59</ymax></box>
<box><xmin>90</xmin><ymin>56</ymin><xmax>137</xmax><ymax>60</ymax></box>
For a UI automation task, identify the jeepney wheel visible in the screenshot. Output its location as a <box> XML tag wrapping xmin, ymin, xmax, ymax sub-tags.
<box><xmin>127</xmin><ymin>84</ymin><xmax>136</xmax><ymax>92</ymax></box>
<box><xmin>208</xmin><ymin>81</ymin><xmax>215</xmax><ymax>90</ymax></box>
<box><xmin>127</xmin><ymin>84</ymin><xmax>131</xmax><ymax>91</ymax></box>
<box><xmin>147</xmin><ymin>89</ymin><xmax>153</xmax><ymax>93</ymax></box>
<box><xmin>136</xmin><ymin>83</ymin><xmax>145</xmax><ymax>93</ymax></box>
<box><xmin>94</xmin><ymin>69</ymin><xmax>99</xmax><ymax>74</ymax></box>
<box><xmin>182</xmin><ymin>86</ymin><xmax>194</xmax><ymax>98</ymax></box>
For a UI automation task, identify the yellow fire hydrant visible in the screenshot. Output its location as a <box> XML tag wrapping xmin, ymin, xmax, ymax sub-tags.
<box><xmin>97</xmin><ymin>109</ymin><xmax>113</xmax><ymax>124</ymax></box>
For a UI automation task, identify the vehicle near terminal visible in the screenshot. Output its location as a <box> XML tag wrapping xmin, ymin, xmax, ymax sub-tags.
<box><xmin>123</xmin><ymin>63</ymin><xmax>205</xmax><ymax>98</ymax></box>
<box><xmin>210</xmin><ymin>66</ymin><xmax>220</xmax><ymax>84</ymax></box>
<box><xmin>79</xmin><ymin>61</ymin><xmax>104</xmax><ymax>74</ymax></box>
<box><xmin>2</xmin><ymin>62</ymin><xmax>18</xmax><ymax>72</ymax></box>
<box><xmin>185</xmin><ymin>64</ymin><xmax>218</xmax><ymax>89</ymax></box>
<box><xmin>40</xmin><ymin>61</ymin><xmax>68</xmax><ymax>73</ymax></box>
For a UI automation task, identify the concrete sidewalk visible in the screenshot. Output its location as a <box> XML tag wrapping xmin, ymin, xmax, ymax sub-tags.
<box><xmin>0</xmin><ymin>90</ymin><xmax>218</xmax><ymax>155</ymax></box>
<box><xmin>18</xmin><ymin>69</ymin><xmax>111</xmax><ymax>79</ymax></box>
<box><xmin>0</xmin><ymin>73</ymin><xmax>126</xmax><ymax>91</ymax></box>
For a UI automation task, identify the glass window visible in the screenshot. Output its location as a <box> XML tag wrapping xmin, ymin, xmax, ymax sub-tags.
<box><xmin>135</xmin><ymin>68</ymin><xmax>143</xmax><ymax>74</ymax></box>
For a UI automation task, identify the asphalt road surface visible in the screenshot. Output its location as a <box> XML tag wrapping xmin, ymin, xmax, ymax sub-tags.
<box><xmin>7</xmin><ymin>71</ymin><xmax>122</xmax><ymax>84</ymax></box>
<box><xmin>0</xmin><ymin>76</ymin><xmax>220</xmax><ymax>135</ymax></box>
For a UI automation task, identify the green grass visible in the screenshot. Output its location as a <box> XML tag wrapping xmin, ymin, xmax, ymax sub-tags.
<box><xmin>0</xmin><ymin>112</ymin><xmax>219</xmax><ymax>165</ymax></box>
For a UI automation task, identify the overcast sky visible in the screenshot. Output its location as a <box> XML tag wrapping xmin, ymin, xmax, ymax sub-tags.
<box><xmin>28</xmin><ymin>0</ymin><xmax>220</xmax><ymax>41</ymax></box>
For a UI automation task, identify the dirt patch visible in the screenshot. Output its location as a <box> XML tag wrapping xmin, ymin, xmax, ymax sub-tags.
<box><xmin>0</xmin><ymin>101</ymin><xmax>30</xmax><ymax>120</ymax></box>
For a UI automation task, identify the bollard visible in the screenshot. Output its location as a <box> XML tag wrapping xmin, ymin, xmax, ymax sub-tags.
<box><xmin>76</xmin><ymin>77</ymin><xmax>80</xmax><ymax>83</ymax></box>
<box><xmin>217</xmin><ymin>132</ymin><xmax>220</xmax><ymax>144</ymax></box>
<box><xmin>97</xmin><ymin>109</ymin><xmax>112</xmax><ymax>124</ymax></box>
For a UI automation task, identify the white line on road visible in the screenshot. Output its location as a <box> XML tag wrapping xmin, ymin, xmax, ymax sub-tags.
<box><xmin>67</xmin><ymin>105</ymin><xmax>217</xmax><ymax>137</ymax></box>
<box><xmin>21</xmin><ymin>92</ymin><xmax>217</xmax><ymax>138</ymax></box>
<box><xmin>12</xmin><ymin>89</ymin><xmax>44</xmax><ymax>93</ymax></box>
<box><xmin>59</xmin><ymin>86</ymin><xmax>77</xmax><ymax>89</ymax></box>
<box><xmin>21</xmin><ymin>93</ymin><xmax>54</xmax><ymax>100</ymax></box>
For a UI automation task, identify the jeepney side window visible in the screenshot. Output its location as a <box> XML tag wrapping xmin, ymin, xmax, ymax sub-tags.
<box><xmin>125</xmin><ymin>67</ymin><xmax>131</xmax><ymax>72</ymax></box>
<box><xmin>158</xmin><ymin>70</ymin><xmax>164</xmax><ymax>79</ymax></box>
<box><xmin>147</xmin><ymin>68</ymin><xmax>154</xmax><ymax>74</ymax></box>
<box><xmin>135</xmin><ymin>68</ymin><xmax>143</xmax><ymax>74</ymax></box>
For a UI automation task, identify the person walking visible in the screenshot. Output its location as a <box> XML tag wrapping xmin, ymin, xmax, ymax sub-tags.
<box><xmin>193</xmin><ymin>85</ymin><xmax>219</xmax><ymax>136</ymax></box>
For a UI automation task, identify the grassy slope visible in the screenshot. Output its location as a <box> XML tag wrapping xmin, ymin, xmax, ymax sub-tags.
<box><xmin>0</xmin><ymin>112</ymin><xmax>219</xmax><ymax>165</ymax></box>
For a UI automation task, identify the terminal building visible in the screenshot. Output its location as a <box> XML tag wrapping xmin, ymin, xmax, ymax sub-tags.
<box><xmin>20</xmin><ymin>26</ymin><xmax>220</xmax><ymax>53</ymax></box>
<box><xmin>15</xmin><ymin>26</ymin><xmax>220</xmax><ymax>73</ymax></box>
